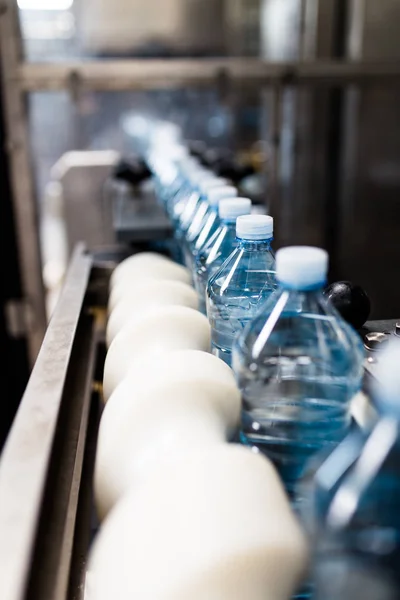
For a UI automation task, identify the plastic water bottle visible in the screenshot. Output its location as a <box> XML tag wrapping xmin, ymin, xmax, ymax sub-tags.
<box><xmin>169</xmin><ymin>171</ymin><xmax>217</xmax><ymax>258</ymax></box>
<box><xmin>233</xmin><ymin>246</ymin><xmax>365</xmax><ymax>502</ymax></box>
<box><xmin>193</xmin><ymin>197</ymin><xmax>252</xmax><ymax>313</ymax></box>
<box><xmin>162</xmin><ymin>159</ymin><xmax>201</xmax><ymax>216</ymax></box>
<box><xmin>309</xmin><ymin>338</ymin><xmax>400</xmax><ymax>600</ymax></box>
<box><xmin>148</xmin><ymin>147</ymin><xmax>193</xmax><ymax>211</ymax></box>
<box><xmin>169</xmin><ymin>169</ymin><xmax>212</xmax><ymax>230</ymax></box>
<box><xmin>177</xmin><ymin>176</ymin><xmax>229</xmax><ymax>237</ymax></box>
<box><xmin>182</xmin><ymin>185</ymin><xmax>238</xmax><ymax>269</ymax></box>
<box><xmin>207</xmin><ymin>215</ymin><xmax>276</xmax><ymax>366</ymax></box>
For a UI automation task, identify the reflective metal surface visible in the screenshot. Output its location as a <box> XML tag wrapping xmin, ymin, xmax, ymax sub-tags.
<box><xmin>260</xmin><ymin>0</ymin><xmax>400</xmax><ymax>318</ymax></box>
<box><xmin>51</xmin><ymin>150</ymin><xmax>119</xmax><ymax>254</ymax></box>
<box><xmin>338</xmin><ymin>0</ymin><xmax>400</xmax><ymax>318</ymax></box>
<box><xmin>0</xmin><ymin>244</ymin><xmax>93</xmax><ymax>600</ymax></box>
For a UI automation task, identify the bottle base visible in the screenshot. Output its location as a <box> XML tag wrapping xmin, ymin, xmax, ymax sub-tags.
<box><xmin>211</xmin><ymin>344</ymin><xmax>233</xmax><ymax>367</ymax></box>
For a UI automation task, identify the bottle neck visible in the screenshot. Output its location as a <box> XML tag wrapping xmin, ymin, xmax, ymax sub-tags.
<box><xmin>278</xmin><ymin>280</ymin><xmax>326</xmax><ymax>293</ymax></box>
<box><xmin>237</xmin><ymin>236</ymin><xmax>273</xmax><ymax>250</ymax></box>
<box><xmin>221</xmin><ymin>218</ymin><xmax>238</xmax><ymax>228</ymax></box>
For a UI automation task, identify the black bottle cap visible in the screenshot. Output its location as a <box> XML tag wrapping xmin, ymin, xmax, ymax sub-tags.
<box><xmin>324</xmin><ymin>281</ymin><xmax>371</xmax><ymax>330</ymax></box>
<box><xmin>112</xmin><ymin>157</ymin><xmax>151</xmax><ymax>187</ymax></box>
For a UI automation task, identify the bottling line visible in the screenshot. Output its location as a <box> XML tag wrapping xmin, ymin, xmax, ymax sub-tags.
<box><xmin>1</xmin><ymin>1</ymin><xmax>400</xmax><ymax>599</ymax></box>
<box><xmin>0</xmin><ymin>201</ymin><xmax>397</xmax><ymax>600</ymax></box>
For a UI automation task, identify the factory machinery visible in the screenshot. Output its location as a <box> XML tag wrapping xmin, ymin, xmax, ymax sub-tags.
<box><xmin>1</xmin><ymin>1</ymin><xmax>400</xmax><ymax>598</ymax></box>
<box><xmin>0</xmin><ymin>183</ymin><xmax>398</xmax><ymax>598</ymax></box>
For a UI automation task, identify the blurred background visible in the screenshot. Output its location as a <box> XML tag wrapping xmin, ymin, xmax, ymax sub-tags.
<box><xmin>1</xmin><ymin>0</ymin><xmax>400</xmax><ymax>440</ymax></box>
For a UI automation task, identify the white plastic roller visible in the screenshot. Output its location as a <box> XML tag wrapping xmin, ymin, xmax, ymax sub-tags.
<box><xmin>109</xmin><ymin>253</ymin><xmax>192</xmax><ymax>312</ymax></box>
<box><xmin>106</xmin><ymin>280</ymin><xmax>199</xmax><ymax>348</ymax></box>
<box><xmin>110</xmin><ymin>251</ymin><xmax>171</xmax><ymax>289</ymax></box>
<box><xmin>102</xmin><ymin>350</ymin><xmax>240</xmax><ymax>438</ymax></box>
<box><xmin>95</xmin><ymin>383</ymin><xmax>236</xmax><ymax>520</ymax></box>
<box><xmin>89</xmin><ymin>444</ymin><xmax>309</xmax><ymax>600</ymax></box>
<box><xmin>103</xmin><ymin>306</ymin><xmax>211</xmax><ymax>401</ymax></box>
<box><xmin>96</xmin><ymin>351</ymin><xmax>241</xmax><ymax>519</ymax></box>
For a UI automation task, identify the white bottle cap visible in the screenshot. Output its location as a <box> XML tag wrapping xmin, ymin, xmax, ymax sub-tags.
<box><xmin>167</xmin><ymin>145</ymin><xmax>189</xmax><ymax>161</ymax></box>
<box><xmin>190</xmin><ymin>170</ymin><xmax>214</xmax><ymax>186</ymax></box>
<box><xmin>199</xmin><ymin>177</ymin><xmax>230</xmax><ymax>194</ymax></box>
<box><xmin>180</xmin><ymin>157</ymin><xmax>200</xmax><ymax>173</ymax></box>
<box><xmin>236</xmin><ymin>215</ymin><xmax>273</xmax><ymax>240</ymax></box>
<box><xmin>208</xmin><ymin>186</ymin><xmax>238</xmax><ymax>207</ymax></box>
<box><xmin>276</xmin><ymin>246</ymin><xmax>328</xmax><ymax>289</ymax></box>
<box><xmin>219</xmin><ymin>197</ymin><xmax>252</xmax><ymax>220</ymax></box>
<box><xmin>372</xmin><ymin>337</ymin><xmax>400</xmax><ymax>415</ymax></box>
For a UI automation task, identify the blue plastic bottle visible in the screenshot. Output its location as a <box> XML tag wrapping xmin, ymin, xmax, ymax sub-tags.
<box><xmin>193</xmin><ymin>197</ymin><xmax>252</xmax><ymax>313</ymax></box>
<box><xmin>310</xmin><ymin>338</ymin><xmax>400</xmax><ymax>600</ymax></box>
<box><xmin>233</xmin><ymin>246</ymin><xmax>365</xmax><ymax>501</ymax></box>
<box><xmin>207</xmin><ymin>215</ymin><xmax>276</xmax><ymax>366</ymax></box>
<box><xmin>182</xmin><ymin>185</ymin><xmax>238</xmax><ymax>269</ymax></box>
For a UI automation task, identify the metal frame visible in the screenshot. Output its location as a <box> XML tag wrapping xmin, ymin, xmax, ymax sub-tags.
<box><xmin>17</xmin><ymin>59</ymin><xmax>400</xmax><ymax>91</ymax></box>
<box><xmin>0</xmin><ymin>244</ymin><xmax>95</xmax><ymax>600</ymax></box>
<box><xmin>0</xmin><ymin>0</ymin><xmax>47</xmax><ymax>364</ymax></box>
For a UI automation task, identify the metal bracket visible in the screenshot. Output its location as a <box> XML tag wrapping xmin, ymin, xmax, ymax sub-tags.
<box><xmin>3</xmin><ymin>299</ymin><xmax>33</xmax><ymax>339</ymax></box>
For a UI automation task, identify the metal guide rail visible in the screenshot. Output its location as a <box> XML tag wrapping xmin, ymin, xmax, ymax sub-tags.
<box><xmin>0</xmin><ymin>243</ymin><xmax>396</xmax><ymax>600</ymax></box>
<box><xmin>0</xmin><ymin>244</ymin><xmax>108</xmax><ymax>600</ymax></box>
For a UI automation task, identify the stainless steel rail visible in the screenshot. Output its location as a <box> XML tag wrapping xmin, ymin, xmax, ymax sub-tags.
<box><xmin>18</xmin><ymin>59</ymin><xmax>400</xmax><ymax>92</ymax></box>
<box><xmin>0</xmin><ymin>245</ymin><xmax>96</xmax><ymax>600</ymax></box>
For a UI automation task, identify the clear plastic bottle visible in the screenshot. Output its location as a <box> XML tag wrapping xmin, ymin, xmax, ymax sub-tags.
<box><xmin>170</xmin><ymin>170</ymin><xmax>214</xmax><ymax>231</ymax></box>
<box><xmin>148</xmin><ymin>146</ymin><xmax>193</xmax><ymax>211</ymax></box>
<box><xmin>193</xmin><ymin>197</ymin><xmax>252</xmax><ymax>313</ymax></box>
<box><xmin>207</xmin><ymin>215</ymin><xmax>276</xmax><ymax>366</ymax></box>
<box><xmin>163</xmin><ymin>159</ymin><xmax>201</xmax><ymax>217</ymax></box>
<box><xmin>177</xmin><ymin>176</ymin><xmax>229</xmax><ymax>238</ymax></box>
<box><xmin>311</xmin><ymin>338</ymin><xmax>400</xmax><ymax>600</ymax></box>
<box><xmin>233</xmin><ymin>246</ymin><xmax>365</xmax><ymax>501</ymax></box>
<box><xmin>182</xmin><ymin>185</ymin><xmax>238</xmax><ymax>269</ymax></box>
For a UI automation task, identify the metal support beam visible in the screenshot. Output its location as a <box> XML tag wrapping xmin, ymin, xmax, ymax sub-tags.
<box><xmin>18</xmin><ymin>59</ymin><xmax>400</xmax><ymax>92</ymax></box>
<box><xmin>0</xmin><ymin>0</ymin><xmax>46</xmax><ymax>365</ymax></box>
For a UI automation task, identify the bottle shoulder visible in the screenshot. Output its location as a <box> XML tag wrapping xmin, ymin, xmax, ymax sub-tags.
<box><xmin>207</xmin><ymin>246</ymin><xmax>277</xmax><ymax>299</ymax></box>
<box><xmin>236</xmin><ymin>288</ymin><xmax>365</xmax><ymax>369</ymax></box>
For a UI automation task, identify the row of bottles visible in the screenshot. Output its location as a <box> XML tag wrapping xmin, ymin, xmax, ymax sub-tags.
<box><xmin>146</xmin><ymin>133</ymin><xmax>400</xmax><ymax>599</ymax></box>
<box><xmin>148</xmin><ymin>143</ymin><xmax>363</xmax><ymax>496</ymax></box>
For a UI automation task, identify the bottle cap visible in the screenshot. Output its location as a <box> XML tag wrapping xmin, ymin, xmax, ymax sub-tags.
<box><xmin>180</xmin><ymin>156</ymin><xmax>200</xmax><ymax>172</ymax></box>
<box><xmin>372</xmin><ymin>337</ymin><xmax>400</xmax><ymax>415</ymax></box>
<box><xmin>198</xmin><ymin>177</ymin><xmax>230</xmax><ymax>194</ymax></box>
<box><xmin>208</xmin><ymin>186</ymin><xmax>238</xmax><ymax>207</ymax></box>
<box><xmin>159</xmin><ymin>163</ymin><xmax>178</xmax><ymax>186</ymax></box>
<box><xmin>219</xmin><ymin>197</ymin><xmax>252</xmax><ymax>220</ymax></box>
<box><xmin>276</xmin><ymin>246</ymin><xmax>328</xmax><ymax>289</ymax></box>
<box><xmin>190</xmin><ymin>170</ymin><xmax>214</xmax><ymax>186</ymax></box>
<box><xmin>152</xmin><ymin>123</ymin><xmax>181</xmax><ymax>148</ymax></box>
<box><xmin>168</xmin><ymin>145</ymin><xmax>189</xmax><ymax>161</ymax></box>
<box><xmin>236</xmin><ymin>215</ymin><xmax>273</xmax><ymax>240</ymax></box>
